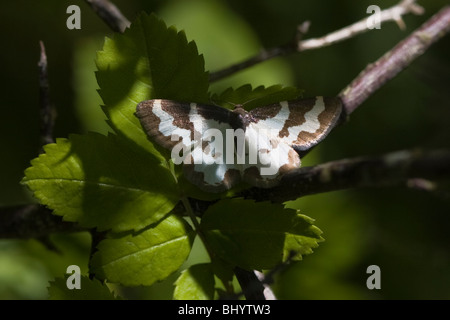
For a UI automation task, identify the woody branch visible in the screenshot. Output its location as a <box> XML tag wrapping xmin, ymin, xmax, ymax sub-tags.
<box><xmin>240</xmin><ymin>149</ymin><xmax>450</xmax><ymax>203</ymax></box>
<box><xmin>339</xmin><ymin>5</ymin><xmax>450</xmax><ymax>115</ymax></box>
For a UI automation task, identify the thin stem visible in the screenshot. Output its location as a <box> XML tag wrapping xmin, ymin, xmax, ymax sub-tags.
<box><xmin>180</xmin><ymin>196</ymin><xmax>235</xmax><ymax>295</ymax></box>
<box><xmin>84</xmin><ymin>0</ymin><xmax>130</xmax><ymax>33</ymax></box>
<box><xmin>234</xmin><ymin>267</ymin><xmax>267</xmax><ymax>300</ymax></box>
<box><xmin>180</xmin><ymin>197</ymin><xmax>204</xmax><ymax>242</ymax></box>
<box><xmin>38</xmin><ymin>41</ymin><xmax>54</xmax><ymax>152</ymax></box>
<box><xmin>179</xmin><ymin>197</ymin><xmax>214</xmax><ymax>257</ymax></box>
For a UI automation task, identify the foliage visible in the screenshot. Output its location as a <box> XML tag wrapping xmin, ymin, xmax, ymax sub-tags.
<box><xmin>3</xmin><ymin>0</ymin><xmax>448</xmax><ymax>300</ymax></box>
<box><xmin>21</xmin><ymin>13</ymin><xmax>323</xmax><ymax>299</ymax></box>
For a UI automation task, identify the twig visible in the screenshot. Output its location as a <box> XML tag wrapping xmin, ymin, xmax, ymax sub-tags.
<box><xmin>84</xmin><ymin>0</ymin><xmax>130</xmax><ymax>33</ymax></box>
<box><xmin>299</xmin><ymin>0</ymin><xmax>424</xmax><ymax>51</ymax></box>
<box><xmin>234</xmin><ymin>267</ymin><xmax>267</xmax><ymax>300</ymax></box>
<box><xmin>339</xmin><ymin>5</ymin><xmax>450</xmax><ymax>115</ymax></box>
<box><xmin>209</xmin><ymin>0</ymin><xmax>424</xmax><ymax>82</ymax></box>
<box><xmin>406</xmin><ymin>179</ymin><xmax>450</xmax><ymax>200</ymax></box>
<box><xmin>181</xmin><ymin>196</ymin><xmax>216</xmax><ymax>260</ymax></box>
<box><xmin>251</xmin><ymin>250</ymin><xmax>299</xmax><ymax>300</ymax></box>
<box><xmin>0</xmin><ymin>204</ymin><xmax>84</xmax><ymax>239</ymax></box>
<box><xmin>38</xmin><ymin>41</ymin><xmax>54</xmax><ymax>152</ymax></box>
<box><xmin>253</xmin><ymin>271</ymin><xmax>277</xmax><ymax>300</ymax></box>
<box><xmin>233</xmin><ymin>251</ymin><xmax>297</xmax><ymax>300</ymax></box>
<box><xmin>209</xmin><ymin>21</ymin><xmax>311</xmax><ymax>82</ymax></box>
<box><xmin>240</xmin><ymin>149</ymin><xmax>450</xmax><ymax>203</ymax></box>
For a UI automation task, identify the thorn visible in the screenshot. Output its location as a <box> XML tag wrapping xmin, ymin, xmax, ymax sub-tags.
<box><xmin>395</xmin><ymin>16</ymin><xmax>407</xmax><ymax>30</ymax></box>
<box><xmin>296</xmin><ymin>21</ymin><xmax>311</xmax><ymax>48</ymax></box>
<box><xmin>298</xmin><ymin>20</ymin><xmax>311</xmax><ymax>35</ymax></box>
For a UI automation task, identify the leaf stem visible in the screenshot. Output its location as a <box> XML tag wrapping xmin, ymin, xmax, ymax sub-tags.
<box><xmin>180</xmin><ymin>197</ymin><xmax>206</xmax><ymax>248</ymax></box>
<box><xmin>180</xmin><ymin>195</ymin><xmax>235</xmax><ymax>295</ymax></box>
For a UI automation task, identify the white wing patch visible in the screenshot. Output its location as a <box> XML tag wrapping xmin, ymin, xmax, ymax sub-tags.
<box><xmin>172</xmin><ymin>103</ymin><xmax>240</xmax><ymax>189</ymax></box>
<box><xmin>244</xmin><ymin>124</ymin><xmax>298</xmax><ymax>179</ymax></box>
<box><xmin>151</xmin><ymin>100</ymin><xmax>187</xmax><ymax>140</ymax></box>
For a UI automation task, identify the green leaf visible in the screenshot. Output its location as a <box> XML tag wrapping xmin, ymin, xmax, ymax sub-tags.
<box><xmin>212</xmin><ymin>84</ymin><xmax>303</xmax><ymax>110</ymax></box>
<box><xmin>22</xmin><ymin>132</ymin><xmax>178</xmax><ymax>232</ymax></box>
<box><xmin>73</xmin><ymin>37</ymin><xmax>110</xmax><ymax>135</ymax></box>
<box><xmin>91</xmin><ymin>215</ymin><xmax>195</xmax><ymax>286</ymax></box>
<box><xmin>173</xmin><ymin>263</ymin><xmax>215</xmax><ymax>300</ymax></box>
<box><xmin>48</xmin><ymin>276</ymin><xmax>118</xmax><ymax>300</ymax></box>
<box><xmin>96</xmin><ymin>13</ymin><xmax>209</xmax><ymax>157</ymax></box>
<box><xmin>201</xmin><ymin>198</ymin><xmax>323</xmax><ymax>270</ymax></box>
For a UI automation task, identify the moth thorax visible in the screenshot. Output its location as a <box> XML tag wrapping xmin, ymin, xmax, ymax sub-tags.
<box><xmin>232</xmin><ymin>104</ymin><xmax>247</xmax><ymax>116</ymax></box>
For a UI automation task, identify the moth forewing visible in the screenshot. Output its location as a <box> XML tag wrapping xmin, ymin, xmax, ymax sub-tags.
<box><xmin>281</xmin><ymin>97</ymin><xmax>343</xmax><ymax>152</ymax></box>
<box><xmin>136</xmin><ymin>99</ymin><xmax>193</xmax><ymax>150</ymax></box>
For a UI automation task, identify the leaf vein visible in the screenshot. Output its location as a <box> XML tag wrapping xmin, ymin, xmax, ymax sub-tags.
<box><xmin>25</xmin><ymin>177</ymin><xmax>156</xmax><ymax>194</ymax></box>
<box><xmin>102</xmin><ymin>235</ymin><xmax>188</xmax><ymax>268</ymax></box>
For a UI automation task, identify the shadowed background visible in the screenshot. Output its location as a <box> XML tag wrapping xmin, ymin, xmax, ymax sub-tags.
<box><xmin>0</xmin><ymin>0</ymin><xmax>449</xmax><ymax>299</ymax></box>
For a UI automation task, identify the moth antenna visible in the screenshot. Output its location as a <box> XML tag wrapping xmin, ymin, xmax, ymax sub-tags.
<box><xmin>209</xmin><ymin>97</ymin><xmax>241</xmax><ymax>110</ymax></box>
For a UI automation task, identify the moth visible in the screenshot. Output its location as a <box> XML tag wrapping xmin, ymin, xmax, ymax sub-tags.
<box><xmin>135</xmin><ymin>97</ymin><xmax>342</xmax><ymax>192</ymax></box>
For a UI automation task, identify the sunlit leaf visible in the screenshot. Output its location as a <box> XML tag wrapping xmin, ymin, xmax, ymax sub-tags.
<box><xmin>96</xmin><ymin>13</ymin><xmax>209</xmax><ymax>158</ymax></box>
<box><xmin>173</xmin><ymin>263</ymin><xmax>215</xmax><ymax>300</ymax></box>
<box><xmin>22</xmin><ymin>133</ymin><xmax>178</xmax><ymax>232</ymax></box>
<box><xmin>91</xmin><ymin>215</ymin><xmax>195</xmax><ymax>286</ymax></box>
<box><xmin>201</xmin><ymin>198</ymin><xmax>323</xmax><ymax>270</ymax></box>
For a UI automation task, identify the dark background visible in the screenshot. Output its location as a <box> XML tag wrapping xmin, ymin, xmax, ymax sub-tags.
<box><xmin>0</xmin><ymin>0</ymin><xmax>449</xmax><ymax>299</ymax></box>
